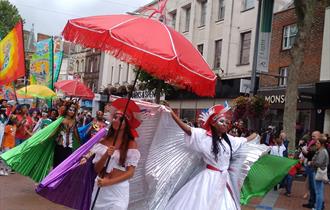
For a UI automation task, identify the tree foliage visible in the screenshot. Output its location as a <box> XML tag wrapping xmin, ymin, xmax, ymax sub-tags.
<box><xmin>0</xmin><ymin>0</ymin><xmax>22</xmax><ymax>39</ymax></box>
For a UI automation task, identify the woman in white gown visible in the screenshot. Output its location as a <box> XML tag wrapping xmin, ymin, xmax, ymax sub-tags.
<box><xmin>166</xmin><ymin>104</ymin><xmax>258</xmax><ymax>210</ymax></box>
<box><xmin>82</xmin><ymin>98</ymin><xmax>141</xmax><ymax>210</ymax></box>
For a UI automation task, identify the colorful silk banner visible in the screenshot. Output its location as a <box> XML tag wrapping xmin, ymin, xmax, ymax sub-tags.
<box><xmin>53</xmin><ymin>51</ymin><xmax>63</xmax><ymax>83</ymax></box>
<box><xmin>29</xmin><ymin>38</ymin><xmax>53</xmax><ymax>88</ymax></box>
<box><xmin>0</xmin><ymin>83</ymin><xmax>16</xmax><ymax>100</ymax></box>
<box><xmin>0</xmin><ymin>21</ymin><xmax>25</xmax><ymax>85</ymax></box>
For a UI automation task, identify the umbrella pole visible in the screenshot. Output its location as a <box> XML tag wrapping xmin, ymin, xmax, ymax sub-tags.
<box><xmin>91</xmin><ymin>67</ymin><xmax>141</xmax><ymax>209</ymax></box>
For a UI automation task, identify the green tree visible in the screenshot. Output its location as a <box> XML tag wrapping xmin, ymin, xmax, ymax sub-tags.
<box><xmin>0</xmin><ymin>0</ymin><xmax>22</xmax><ymax>39</ymax></box>
<box><xmin>283</xmin><ymin>0</ymin><xmax>329</xmax><ymax>150</ymax></box>
<box><xmin>134</xmin><ymin>69</ymin><xmax>175</xmax><ymax>104</ymax></box>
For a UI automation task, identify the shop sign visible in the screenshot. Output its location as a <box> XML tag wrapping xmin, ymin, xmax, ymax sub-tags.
<box><xmin>132</xmin><ymin>90</ymin><xmax>165</xmax><ymax>100</ymax></box>
<box><xmin>264</xmin><ymin>94</ymin><xmax>285</xmax><ymax>104</ymax></box>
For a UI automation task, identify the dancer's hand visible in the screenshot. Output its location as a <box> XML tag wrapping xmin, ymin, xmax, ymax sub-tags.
<box><xmin>97</xmin><ymin>177</ymin><xmax>112</xmax><ymax>187</ymax></box>
<box><xmin>79</xmin><ymin>156</ymin><xmax>87</xmax><ymax>165</ymax></box>
<box><xmin>107</xmin><ymin>146</ymin><xmax>115</xmax><ymax>156</ymax></box>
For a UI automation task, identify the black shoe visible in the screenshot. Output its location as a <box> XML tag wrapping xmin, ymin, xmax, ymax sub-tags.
<box><xmin>302</xmin><ymin>203</ymin><xmax>314</xmax><ymax>208</ymax></box>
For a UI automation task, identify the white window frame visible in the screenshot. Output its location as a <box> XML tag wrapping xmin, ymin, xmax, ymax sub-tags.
<box><xmin>182</xmin><ymin>5</ymin><xmax>191</xmax><ymax>32</ymax></box>
<box><xmin>239</xmin><ymin>31</ymin><xmax>251</xmax><ymax>65</ymax></box>
<box><xmin>218</xmin><ymin>0</ymin><xmax>225</xmax><ymax>21</ymax></box>
<box><xmin>170</xmin><ymin>10</ymin><xmax>177</xmax><ymax>29</ymax></box>
<box><xmin>214</xmin><ymin>39</ymin><xmax>222</xmax><ymax>69</ymax></box>
<box><xmin>243</xmin><ymin>0</ymin><xmax>254</xmax><ymax>10</ymax></box>
<box><xmin>282</xmin><ymin>24</ymin><xmax>298</xmax><ymax>50</ymax></box>
<box><xmin>199</xmin><ymin>0</ymin><xmax>207</xmax><ymax>26</ymax></box>
<box><xmin>279</xmin><ymin>67</ymin><xmax>288</xmax><ymax>86</ymax></box>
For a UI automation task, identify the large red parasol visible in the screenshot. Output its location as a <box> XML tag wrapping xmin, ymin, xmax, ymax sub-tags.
<box><xmin>54</xmin><ymin>80</ymin><xmax>95</xmax><ymax>99</ymax></box>
<box><xmin>62</xmin><ymin>14</ymin><xmax>217</xmax><ymax>97</ymax></box>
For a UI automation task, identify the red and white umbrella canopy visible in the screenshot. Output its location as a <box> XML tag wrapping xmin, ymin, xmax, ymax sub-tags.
<box><xmin>63</xmin><ymin>15</ymin><xmax>217</xmax><ymax>97</ymax></box>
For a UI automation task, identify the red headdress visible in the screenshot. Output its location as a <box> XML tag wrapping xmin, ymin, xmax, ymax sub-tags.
<box><xmin>198</xmin><ymin>103</ymin><xmax>232</xmax><ymax>135</ymax></box>
<box><xmin>111</xmin><ymin>98</ymin><xmax>141</xmax><ymax>138</ymax></box>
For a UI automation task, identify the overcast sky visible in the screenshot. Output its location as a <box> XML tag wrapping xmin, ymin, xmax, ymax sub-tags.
<box><xmin>9</xmin><ymin>0</ymin><xmax>152</xmax><ymax>36</ymax></box>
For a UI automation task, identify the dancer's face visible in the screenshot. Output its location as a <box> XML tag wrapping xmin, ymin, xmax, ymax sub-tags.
<box><xmin>112</xmin><ymin>112</ymin><xmax>126</xmax><ymax>131</ymax></box>
<box><xmin>211</xmin><ymin>114</ymin><xmax>230</xmax><ymax>134</ymax></box>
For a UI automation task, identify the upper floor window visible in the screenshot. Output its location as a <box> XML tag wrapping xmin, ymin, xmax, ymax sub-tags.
<box><xmin>283</xmin><ymin>24</ymin><xmax>298</xmax><ymax>50</ymax></box>
<box><xmin>214</xmin><ymin>39</ymin><xmax>222</xmax><ymax>69</ymax></box>
<box><xmin>199</xmin><ymin>0</ymin><xmax>207</xmax><ymax>26</ymax></box>
<box><xmin>170</xmin><ymin>10</ymin><xmax>177</xmax><ymax>29</ymax></box>
<box><xmin>218</xmin><ymin>0</ymin><xmax>225</xmax><ymax>21</ymax></box>
<box><xmin>118</xmin><ymin>64</ymin><xmax>122</xmax><ymax>83</ymax></box>
<box><xmin>182</xmin><ymin>5</ymin><xmax>191</xmax><ymax>32</ymax></box>
<box><xmin>243</xmin><ymin>0</ymin><xmax>254</xmax><ymax>10</ymax></box>
<box><xmin>279</xmin><ymin>67</ymin><xmax>288</xmax><ymax>86</ymax></box>
<box><xmin>197</xmin><ymin>44</ymin><xmax>204</xmax><ymax>56</ymax></box>
<box><xmin>239</xmin><ymin>31</ymin><xmax>251</xmax><ymax>65</ymax></box>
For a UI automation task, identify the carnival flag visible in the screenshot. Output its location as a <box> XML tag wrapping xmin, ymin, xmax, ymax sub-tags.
<box><xmin>0</xmin><ymin>21</ymin><xmax>25</xmax><ymax>85</ymax></box>
<box><xmin>30</xmin><ymin>38</ymin><xmax>53</xmax><ymax>88</ymax></box>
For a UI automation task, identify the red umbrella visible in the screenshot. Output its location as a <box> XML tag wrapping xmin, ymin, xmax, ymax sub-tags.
<box><xmin>54</xmin><ymin>80</ymin><xmax>95</xmax><ymax>99</ymax></box>
<box><xmin>62</xmin><ymin>14</ymin><xmax>217</xmax><ymax>97</ymax></box>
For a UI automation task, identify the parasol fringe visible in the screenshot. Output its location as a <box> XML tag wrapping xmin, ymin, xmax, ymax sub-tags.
<box><xmin>63</xmin><ymin>22</ymin><xmax>216</xmax><ymax>97</ymax></box>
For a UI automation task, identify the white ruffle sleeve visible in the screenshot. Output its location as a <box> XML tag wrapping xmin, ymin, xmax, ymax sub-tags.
<box><xmin>125</xmin><ymin>149</ymin><xmax>141</xmax><ymax>167</ymax></box>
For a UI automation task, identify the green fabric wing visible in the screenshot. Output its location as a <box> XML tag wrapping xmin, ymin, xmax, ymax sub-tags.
<box><xmin>0</xmin><ymin>117</ymin><xmax>64</xmax><ymax>182</ymax></box>
<box><xmin>240</xmin><ymin>155</ymin><xmax>298</xmax><ymax>205</ymax></box>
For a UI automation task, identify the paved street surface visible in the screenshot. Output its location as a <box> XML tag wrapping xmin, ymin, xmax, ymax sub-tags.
<box><xmin>0</xmin><ymin>173</ymin><xmax>329</xmax><ymax>210</ymax></box>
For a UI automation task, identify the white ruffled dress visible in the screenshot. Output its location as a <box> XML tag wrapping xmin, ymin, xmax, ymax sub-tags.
<box><xmin>90</xmin><ymin>143</ymin><xmax>140</xmax><ymax>210</ymax></box>
<box><xmin>165</xmin><ymin>127</ymin><xmax>247</xmax><ymax>210</ymax></box>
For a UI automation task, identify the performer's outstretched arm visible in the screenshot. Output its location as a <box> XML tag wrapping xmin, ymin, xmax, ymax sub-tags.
<box><xmin>246</xmin><ymin>133</ymin><xmax>259</xmax><ymax>142</ymax></box>
<box><xmin>169</xmin><ymin>109</ymin><xmax>191</xmax><ymax>136</ymax></box>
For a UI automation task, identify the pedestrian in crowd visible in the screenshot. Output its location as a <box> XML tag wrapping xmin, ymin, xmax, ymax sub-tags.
<box><xmin>165</xmin><ymin>103</ymin><xmax>259</xmax><ymax>209</ymax></box>
<box><xmin>81</xmin><ymin>98</ymin><xmax>141</xmax><ymax>210</ymax></box>
<box><xmin>302</xmin><ymin>131</ymin><xmax>320</xmax><ymax>209</ymax></box>
<box><xmin>30</xmin><ymin>109</ymin><xmax>40</xmax><ymax>130</ymax></box>
<box><xmin>0</xmin><ymin>116</ymin><xmax>17</xmax><ymax>176</ymax></box>
<box><xmin>15</xmin><ymin>104</ymin><xmax>33</xmax><ymax>145</ymax></box>
<box><xmin>270</xmin><ymin>135</ymin><xmax>287</xmax><ymax>191</ymax></box>
<box><xmin>309</xmin><ymin>134</ymin><xmax>329</xmax><ymax>210</ymax></box>
<box><xmin>33</xmin><ymin>109</ymin><xmax>52</xmax><ymax>133</ymax></box>
<box><xmin>280</xmin><ymin>131</ymin><xmax>289</xmax><ymax>157</ymax></box>
<box><xmin>49</xmin><ymin>109</ymin><xmax>59</xmax><ymax>121</ymax></box>
<box><xmin>283</xmin><ymin>155</ymin><xmax>303</xmax><ymax>197</ymax></box>
<box><xmin>86</xmin><ymin>111</ymin><xmax>106</xmax><ymax>138</ymax></box>
<box><xmin>261</xmin><ymin>126</ymin><xmax>275</xmax><ymax>146</ymax></box>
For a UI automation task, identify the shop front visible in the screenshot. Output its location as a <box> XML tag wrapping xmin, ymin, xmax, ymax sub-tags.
<box><xmin>258</xmin><ymin>86</ymin><xmax>317</xmax><ymax>138</ymax></box>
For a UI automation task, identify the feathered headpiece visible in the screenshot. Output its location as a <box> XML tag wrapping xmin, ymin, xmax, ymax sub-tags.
<box><xmin>198</xmin><ymin>101</ymin><xmax>232</xmax><ymax>133</ymax></box>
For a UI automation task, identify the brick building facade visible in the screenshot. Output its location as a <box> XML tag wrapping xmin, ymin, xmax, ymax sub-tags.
<box><xmin>258</xmin><ymin>5</ymin><xmax>326</xmax><ymax>135</ymax></box>
<box><xmin>260</xmin><ymin>6</ymin><xmax>325</xmax><ymax>87</ymax></box>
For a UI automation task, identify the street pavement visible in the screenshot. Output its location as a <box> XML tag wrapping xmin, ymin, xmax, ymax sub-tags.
<box><xmin>0</xmin><ymin>173</ymin><xmax>329</xmax><ymax>210</ymax></box>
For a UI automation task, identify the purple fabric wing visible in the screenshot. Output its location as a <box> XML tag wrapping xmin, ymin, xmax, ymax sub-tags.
<box><xmin>36</xmin><ymin>128</ymin><xmax>107</xmax><ymax>210</ymax></box>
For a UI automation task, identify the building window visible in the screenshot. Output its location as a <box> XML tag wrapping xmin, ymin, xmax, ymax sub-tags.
<box><xmin>239</xmin><ymin>31</ymin><xmax>251</xmax><ymax>65</ymax></box>
<box><xmin>283</xmin><ymin>24</ymin><xmax>298</xmax><ymax>50</ymax></box>
<box><xmin>124</xmin><ymin>64</ymin><xmax>129</xmax><ymax>83</ymax></box>
<box><xmin>183</xmin><ymin>5</ymin><xmax>191</xmax><ymax>32</ymax></box>
<box><xmin>200</xmin><ymin>0</ymin><xmax>207</xmax><ymax>27</ymax></box>
<box><xmin>214</xmin><ymin>39</ymin><xmax>222</xmax><ymax>69</ymax></box>
<box><xmin>218</xmin><ymin>0</ymin><xmax>225</xmax><ymax>21</ymax></box>
<box><xmin>118</xmin><ymin>64</ymin><xmax>122</xmax><ymax>83</ymax></box>
<box><xmin>110</xmin><ymin>66</ymin><xmax>114</xmax><ymax>84</ymax></box>
<box><xmin>243</xmin><ymin>0</ymin><xmax>254</xmax><ymax>10</ymax></box>
<box><xmin>170</xmin><ymin>10</ymin><xmax>177</xmax><ymax>29</ymax></box>
<box><xmin>279</xmin><ymin>67</ymin><xmax>288</xmax><ymax>86</ymax></box>
<box><xmin>197</xmin><ymin>44</ymin><xmax>204</xmax><ymax>56</ymax></box>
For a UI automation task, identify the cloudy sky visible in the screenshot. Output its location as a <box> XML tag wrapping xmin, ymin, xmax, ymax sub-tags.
<box><xmin>9</xmin><ymin>0</ymin><xmax>152</xmax><ymax>36</ymax></box>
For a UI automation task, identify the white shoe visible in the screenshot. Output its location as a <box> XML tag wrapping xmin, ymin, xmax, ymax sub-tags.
<box><xmin>0</xmin><ymin>170</ymin><xmax>5</xmax><ymax>176</ymax></box>
<box><xmin>3</xmin><ymin>171</ymin><xmax>8</xmax><ymax>176</ymax></box>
